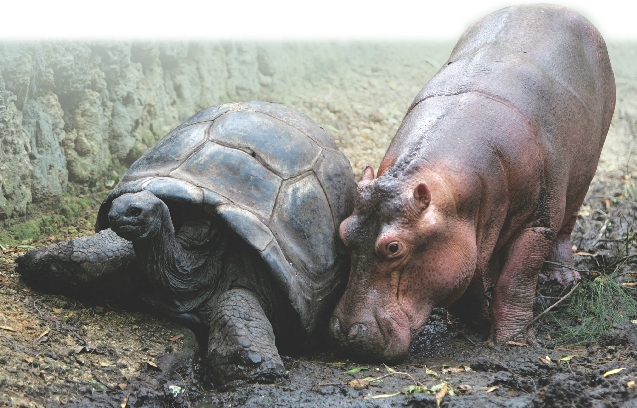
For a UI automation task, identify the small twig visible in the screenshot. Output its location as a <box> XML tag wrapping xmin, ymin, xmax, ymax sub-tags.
<box><xmin>105</xmin><ymin>301</ymin><xmax>127</xmax><ymax>313</ymax></box>
<box><xmin>317</xmin><ymin>382</ymin><xmax>344</xmax><ymax>387</ymax></box>
<box><xmin>593</xmin><ymin>208</ymin><xmax>609</xmax><ymax>217</ymax></box>
<box><xmin>375</xmin><ymin>371</ymin><xmax>424</xmax><ymax>386</ymax></box>
<box><xmin>317</xmin><ymin>371</ymin><xmax>426</xmax><ymax>388</ymax></box>
<box><xmin>460</xmin><ymin>331</ymin><xmax>478</xmax><ymax>346</ymax></box>
<box><xmin>605</xmin><ymin>254</ymin><xmax>637</xmax><ymax>271</ymax></box>
<box><xmin>246</xmin><ymin>378</ymin><xmax>290</xmax><ymax>389</ymax></box>
<box><xmin>592</xmin><ymin>217</ymin><xmax>610</xmax><ymax>247</ymax></box>
<box><xmin>92</xmin><ymin>371</ymin><xmax>117</xmax><ymax>390</ymax></box>
<box><xmin>120</xmin><ymin>393</ymin><xmax>130</xmax><ymax>408</ymax></box>
<box><xmin>502</xmin><ymin>282</ymin><xmax>581</xmax><ymax>344</ymax></box>
<box><xmin>542</xmin><ymin>261</ymin><xmax>588</xmax><ymax>273</ymax></box>
<box><xmin>32</xmin><ymin>300</ymin><xmax>43</xmax><ymax>316</ymax></box>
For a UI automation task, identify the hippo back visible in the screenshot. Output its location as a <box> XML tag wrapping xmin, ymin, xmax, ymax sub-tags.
<box><xmin>389</xmin><ymin>4</ymin><xmax>615</xmax><ymax>227</ymax></box>
<box><xmin>413</xmin><ymin>4</ymin><xmax>615</xmax><ymax>137</ymax></box>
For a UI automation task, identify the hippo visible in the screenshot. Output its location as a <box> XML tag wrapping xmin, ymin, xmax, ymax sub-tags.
<box><xmin>330</xmin><ymin>4</ymin><xmax>615</xmax><ymax>362</ymax></box>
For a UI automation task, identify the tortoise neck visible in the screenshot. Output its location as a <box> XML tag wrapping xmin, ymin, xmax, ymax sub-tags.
<box><xmin>132</xmin><ymin>209</ymin><xmax>219</xmax><ymax>311</ymax></box>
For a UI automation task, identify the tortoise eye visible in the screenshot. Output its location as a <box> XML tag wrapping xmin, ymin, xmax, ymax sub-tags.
<box><xmin>388</xmin><ymin>243</ymin><xmax>399</xmax><ymax>254</ymax></box>
<box><xmin>126</xmin><ymin>207</ymin><xmax>142</xmax><ymax>217</ymax></box>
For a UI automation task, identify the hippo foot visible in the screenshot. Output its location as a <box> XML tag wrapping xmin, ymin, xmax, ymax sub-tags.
<box><xmin>542</xmin><ymin>221</ymin><xmax>580</xmax><ymax>285</ymax></box>
<box><xmin>539</xmin><ymin>265</ymin><xmax>581</xmax><ymax>286</ymax></box>
<box><xmin>206</xmin><ymin>288</ymin><xmax>287</xmax><ymax>390</ymax></box>
<box><xmin>489</xmin><ymin>324</ymin><xmax>539</xmax><ymax>347</ymax></box>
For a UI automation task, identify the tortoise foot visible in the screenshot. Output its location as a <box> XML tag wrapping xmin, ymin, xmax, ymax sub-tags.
<box><xmin>207</xmin><ymin>288</ymin><xmax>287</xmax><ymax>390</ymax></box>
<box><xmin>212</xmin><ymin>350</ymin><xmax>287</xmax><ymax>391</ymax></box>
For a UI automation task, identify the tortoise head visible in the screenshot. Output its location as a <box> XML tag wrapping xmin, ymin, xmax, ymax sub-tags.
<box><xmin>108</xmin><ymin>191</ymin><xmax>173</xmax><ymax>241</ymax></box>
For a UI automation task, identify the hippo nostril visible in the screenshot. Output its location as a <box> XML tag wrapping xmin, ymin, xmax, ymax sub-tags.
<box><xmin>348</xmin><ymin>323</ymin><xmax>369</xmax><ymax>341</ymax></box>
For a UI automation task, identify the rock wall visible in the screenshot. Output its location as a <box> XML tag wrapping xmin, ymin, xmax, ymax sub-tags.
<box><xmin>0</xmin><ymin>41</ymin><xmax>345</xmax><ymax>221</ymax></box>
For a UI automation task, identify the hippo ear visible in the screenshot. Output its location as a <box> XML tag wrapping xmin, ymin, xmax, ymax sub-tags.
<box><xmin>412</xmin><ymin>183</ymin><xmax>431</xmax><ymax>212</ymax></box>
<box><xmin>360</xmin><ymin>166</ymin><xmax>375</xmax><ymax>182</ymax></box>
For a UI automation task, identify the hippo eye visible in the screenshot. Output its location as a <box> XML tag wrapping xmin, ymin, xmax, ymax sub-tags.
<box><xmin>384</xmin><ymin>241</ymin><xmax>404</xmax><ymax>258</ymax></box>
<box><xmin>376</xmin><ymin>238</ymin><xmax>404</xmax><ymax>259</ymax></box>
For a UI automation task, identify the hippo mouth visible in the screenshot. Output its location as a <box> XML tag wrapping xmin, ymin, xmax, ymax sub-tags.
<box><xmin>331</xmin><ymin>303</ymin><xmax>412</xmax><ymax>363</ymax></box>
<box><xmin>377</xmin><ymin>307</ymin><xmax>414</xmax><ymax>362</ymax></box>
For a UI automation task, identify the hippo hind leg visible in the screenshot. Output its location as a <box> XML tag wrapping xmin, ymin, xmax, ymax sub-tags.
<box><xmin>540</xmin><ymin>211</ymin><xmax>581</xmax><ymax>285</ymax></box>
<box><xmin>206</xmin><ymin>288</ymin><xmax>286</xmax><ymax>390</ymax></box>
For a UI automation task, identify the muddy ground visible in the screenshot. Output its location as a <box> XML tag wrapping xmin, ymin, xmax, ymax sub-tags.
<box><xmin>1</xmin><ymin>43</ymin><xmax>637</xmax><ymax>407</ymax></box>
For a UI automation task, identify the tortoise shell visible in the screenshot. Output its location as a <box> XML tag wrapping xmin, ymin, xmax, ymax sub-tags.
<box><xmin>95</xmin><ymin>101</ymin><xmax>356</xmax><ymax>333</ymax></box>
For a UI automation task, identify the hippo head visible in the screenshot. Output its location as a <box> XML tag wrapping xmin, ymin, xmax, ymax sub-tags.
<box><xmin>330</xmin><ymin>165</ymin><xmax>478</xmax><ymax>362</ymax></box>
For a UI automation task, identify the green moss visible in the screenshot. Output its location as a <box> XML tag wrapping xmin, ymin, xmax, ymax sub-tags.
<box><xmin>0</xmin><ymin>188</ymin><xmax>109</xmax><ymax>246</ymax></box>
<box><xmin>60</xmin><ymin>196</ymin><xmax>92</xmax><ymax>219</ymax></box>
<box><xmin>40</xmin><ymin>215</ymin><xmax>68</xmax><ymax>235</ymax></box>
<box><xmin>10</xmin><ymin>222</ymin><xmax>41</xmax><ymax>242</ymax></box>
<box><xmin>2</xmin><ymin>224</ymin><xmax>47</xmax><ymax>246</ymax></box>
<box><xmin>0</xmin><ymin>233</ymin><xmax>13</xmax><ymax>247</ymax></box>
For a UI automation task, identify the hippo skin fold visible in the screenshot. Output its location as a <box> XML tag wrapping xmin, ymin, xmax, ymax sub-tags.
<box><xmin>330</xmin><ymin>4</ymin><xmax>615</xmax><ymax>362</ymax></box>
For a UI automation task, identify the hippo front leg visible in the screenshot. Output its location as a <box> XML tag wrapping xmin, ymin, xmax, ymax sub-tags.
<box><xmin>490</xmin><ymin>227</ymin><xmax>555</xmax><ymax>345</ymax></box>
<box><xmin>206</xmin><ymin>288</ymin><xmax>286</xmax><ymax>390</ymax></box>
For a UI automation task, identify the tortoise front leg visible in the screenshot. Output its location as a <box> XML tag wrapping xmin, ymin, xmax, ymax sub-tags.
<box><xmin>16</xmin><ymin>229</ymin><xmax>140</xmax><ymax>299</ymax></box>
<box><xmin>206</xmin><ymin>288</ymin><xmax>287</xmax><ymax>390</ymax></box>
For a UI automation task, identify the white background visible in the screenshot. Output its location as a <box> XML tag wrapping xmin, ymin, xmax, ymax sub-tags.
<box><xmin>2</xmin><ymin>1</ymin><xmax>635</xmax><ymax>41</ymax></box>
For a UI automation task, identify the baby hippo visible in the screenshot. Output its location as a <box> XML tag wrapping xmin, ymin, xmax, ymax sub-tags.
<box><xmin>330</xmin><ymin>4</ymin><xmax>615</xmax><ymax>362</ymax></box>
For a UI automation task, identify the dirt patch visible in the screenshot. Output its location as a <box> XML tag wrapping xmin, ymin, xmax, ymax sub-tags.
<box><xmin>0</xmin><ymin>259</ymin><xmax>203</xmax><ymax>407</ymax></box>
<box><xmin>1</xmin><ymin>42</ymin><xmax>637</xmax><ymax>407</ymax></box>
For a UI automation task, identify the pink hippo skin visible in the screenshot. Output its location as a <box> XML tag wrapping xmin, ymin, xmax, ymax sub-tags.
<box><xmin>330</xmin><ymin>4</ymin><xmax>615</xmax><ymax>362</ymax></box>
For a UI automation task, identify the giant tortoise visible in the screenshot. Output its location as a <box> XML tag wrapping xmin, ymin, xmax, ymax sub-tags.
<box><xmin>17</xmin><ymin>101</ymin><xmax>356</xmax><ymax>388</ymax></box>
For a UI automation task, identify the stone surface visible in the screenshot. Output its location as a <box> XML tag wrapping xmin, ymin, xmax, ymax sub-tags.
<box><xmin>0</xmin><ymin>41</ymin><xmax>348</xmax><ymax>222</ymax></box>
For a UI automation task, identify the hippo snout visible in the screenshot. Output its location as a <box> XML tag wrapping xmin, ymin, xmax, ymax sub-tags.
<box><xmin>330</xmin><ymin>317</ymin><xmax>371</xmax><ymax>342</ymax></box>
<box><xmin>347</xmin><ymin>323</ymin><xmax>369</xmax><ymax>340</ymax></box>
<box><xmin>330</xmin><ymin>314</ymin><xmax>407</xmax><ymax>363</ymax></box>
